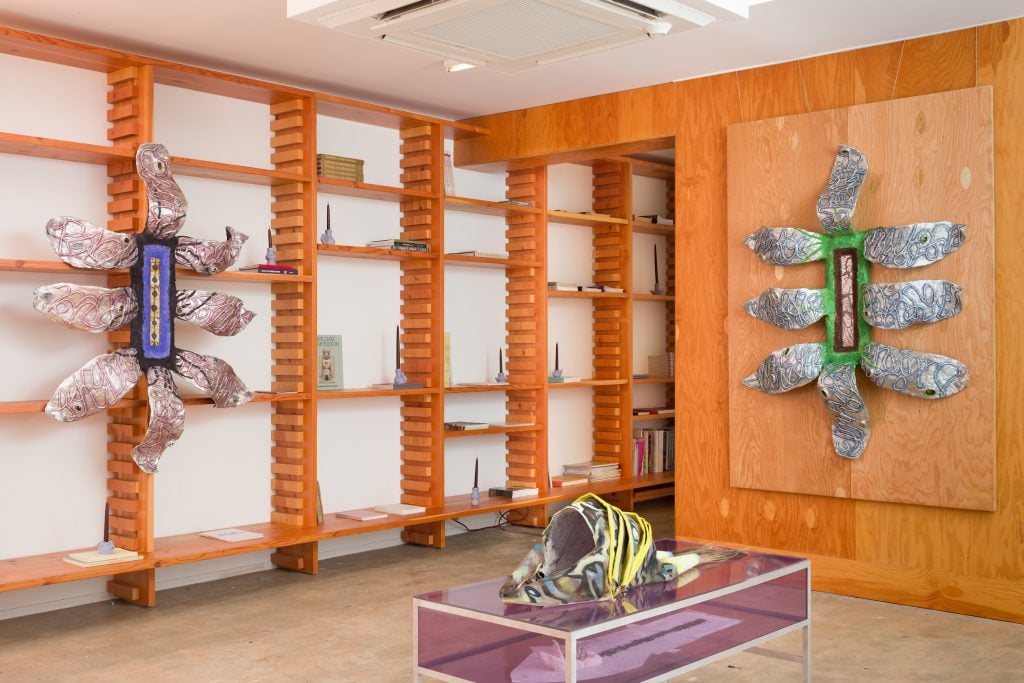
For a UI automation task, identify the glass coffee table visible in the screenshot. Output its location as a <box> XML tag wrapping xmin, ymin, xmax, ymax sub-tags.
<box><xmin>413</xmin><ymin>540</ymin><xmax>810</xmax><ymax>682</ymax></box>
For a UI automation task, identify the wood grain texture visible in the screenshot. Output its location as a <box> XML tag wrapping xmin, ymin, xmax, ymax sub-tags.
<box><xmin>726</xmin><ymin>88</ymin><xmax>995</xmax><ymax>510</ymax></box>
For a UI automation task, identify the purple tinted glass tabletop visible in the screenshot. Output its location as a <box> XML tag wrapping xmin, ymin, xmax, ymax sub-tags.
<box><xmin>414</xmin><ymin>539</ymin><xmax>805</xmax><ymax>633</ymax></box>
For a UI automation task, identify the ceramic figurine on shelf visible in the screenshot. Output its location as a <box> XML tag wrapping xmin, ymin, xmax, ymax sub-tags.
<box><xmin>265</xmin><ymin>227</ymin><xmax>277</xmax><ymax>264</ymax></box>
<box><xmin>320</xmin><ymin>203</ymin><xmax>336</xmax><ymax>245</ymax></box>
<box><xmin>651</xmin><ymin>243</ymin><xmax>666</xmax><ymax>295</ymax></box>
<box><xmin>495</xmin><ymin>348</ymin><xmax>508</xmax><ymax>384</ymax></box>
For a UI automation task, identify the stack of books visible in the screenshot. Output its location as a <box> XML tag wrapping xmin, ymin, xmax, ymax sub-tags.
<box><xmin>548</xmin><ymin>282</ymin><xmax>625</xmax><ymax>294</ymax></box>
<box><xmin>551</xmin><ymin>474</ymin><xmax>588</xmax><ymax>487</ymax></box>
<box><xmin>239</xmin><ymin>263</ymin><xmax>298</xmax><ymax>275</ymax></box>
<box><xmin>444</xmin><ymin>421</ymin><xmax>489</xmax><ymax>431</ymax></box>
<box><xmin>488</xmin><ymin>486</ymin><xmax>539</xmax><ymax>499</ymax></box>
<box><xmin>648</xmin><ymin>353</ymin><xmax>675</xmax><ymax>378</ymax></box>
<box><xmin>562</xmin><ymin>461</ymin><xmax>621</xmax><ymax>481</ymax></box>
<box><xmin>367</xmin><ymin>239</ymin><xmax>429</xmax><ymax>252</ymax></box>
<box><xmin>317</xmin><ymin>154</ymin><xmax>364</xmax><ymax>182</ymax></box>
<box><xmin>63</xmin><ymin>547</ymin><xmax>140</xmax><ymax>567</ymax></box>
<box><xmin>634</xmin><ymin>214</ymin><xmax>675</xmax><ymax>226</ymax></box>
<box><xmin>633</xmin><ymin>427</ymin><xmax>675</xmax><ymax>475</ymax></box>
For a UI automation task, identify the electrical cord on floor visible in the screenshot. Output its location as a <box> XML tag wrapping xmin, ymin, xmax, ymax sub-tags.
<box><xmin>445</xmin><ymin>507</ymin><xmax>534</xmax><ymax>534</ymax></box>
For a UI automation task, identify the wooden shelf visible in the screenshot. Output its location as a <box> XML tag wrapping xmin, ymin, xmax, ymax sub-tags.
<box><xmin>318</xmin><ymin>177</ymin><xmax>436</xmax><ymax>203</ymax></box>
<box><xmin>0</xmin><ymin>131</ymin><xmax>134</xmax><ymax>165</ymax></box>
<box><xmin>1</xmin><ymin>391</ymin><xmax>309</xmax><ymax>416</ymax></box>
<box><xmin>444</xmin><ymin>254</ymin><xmax>541</xmax><ymax>270</ymax></box>
<box><xmin>170</xmin><ymin>156</ymin><xmax>307</xmax><ymax>185</ymax></box>
<box><xmin>0</xmin><ymin>259</ymin><xmax>311</xmax><ymax>283</ymax></box>
<box><xmin>633</xmin><ymin>293</ymin><xmax>674</xmax><ymax>302</ymax></box>
<box><xmin>317</xmin><ymin>244</ymin><xmax>436</xmax><ymax>262</ymax></box>
<box><xmin>633</xmin><ymin>376</ymin><xmax>675</xmax><ymax>384</ymax></box>
<box><xmin>548</xmin><ymin>290</ymin><xmax>628</xmax><ymax>299</ymax></box>
<box><xmin>0</xmin><ymin>548</ymin><xmax>151</xmax><ymax>593</ymax></box>
<box><xmin>445</xmin><ymin>383</ymin><xmax>542</xmax><ymax>394</ymax></box>
<box><xmin>633</xmin><ymin>410</ymin><xmax>675</xmax><ymax>421</ymax></box>
<box><xmin>316</xmin><ymin>93</ymin><xmax>489</xmax><ymax>139</ymax></box>
<box><xmin>444</xmin><ymin>195</ymin><xmax>542</xmax><ymax>216</ymax></box>
<box><xmin>547</xmin><ymin>210</ymin><xmax>628</xmax><ymax>227</ymax></box>
<box><xmin>318</xmin><ymin>387</ymin><xmax>440</xmax><ymax>399</ymax></box>
<box><xmin>632</xmin><ymin>221</ymin><xmax>675</xmax><ymax>236</ymax></box>
<box><xmin>444</xmin><ymin>424</ymin><xmax>542</xmax><ymax>438</ymax></box>
<box><xmin>549</xmin><ymin>378</ymin><xmax>628</xmax><ymax>389</ymax></box>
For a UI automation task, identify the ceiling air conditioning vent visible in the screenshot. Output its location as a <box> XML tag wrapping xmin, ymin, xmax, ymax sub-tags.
<box><xmin>288</xmin><ymin>0</ymin><xmax>752</xmax><ymax>73</ymax></box>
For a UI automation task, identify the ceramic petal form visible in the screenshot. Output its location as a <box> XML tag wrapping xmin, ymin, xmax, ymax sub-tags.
<box><xmin>45</xmin><ymin>217</ymin><xmax>138</xmax><ymax>269</ymax></box>
<box><xmin>817</xmin><ymin>363</ymin><xmax>870</xmax><ymax>459</ymax></box>
<box><xmin>743</xmin><ymin>343</ymin><xmax>825</xmax><ymax>394</ymax></box>
<box><xmin>132</xmin><ymin>366</ymin><xmax>185</xmax><ymax>473</ymax></box>
<box><xmin>174</xmin><ymin>349</ymin><xmax>253</xmax><ymax>407</ymax></box>
<box><xmin>744</xmin><ymin>287</ymin><xmax>826</xmax><ymax>330</ymax></box>
<box><xmin>33</xmin><ymin>283</ymin><xmax>138</xmax><ymax>333</ymax></box>
<box><xmin>174</xmin><ymin>289</ymin><xmax>255</xmax><ymax>336</ymax></box>
<box><xmin>863</xmin><ymin>222</ymin><xmax>966</xmax><ymax>268</ymax></box>
<box><xmin>817</xmin><ymin>145</ymin><xmax>868</xmax><ymax>233</ymax></box>
<box><xmin>137</xmin><ymin>143</ymin><xmax>187</xmax><ymax>239</ymax></box>
<box><xmin>862</xmin><ymin>280</ymin><xmax>962</xmax><ymax>329</ymax></box>
<box><xmin>175</xmin><ymin>226</ymin><xmax>247</xmax><ymax>275</ymax></box>
<box><xmin>860</xmin><ymin>342</ymin><xmax>968</xmax><ymax>399</ymax></box>
<box><xmin>743</xmin><ymin>228</ymin><xmax>824</xmax><ymax>265</ymax></box>
<box><xmin>44</xmin><ymin>349</ymin><xmax>141</xmax><ymax>422</ymax></box>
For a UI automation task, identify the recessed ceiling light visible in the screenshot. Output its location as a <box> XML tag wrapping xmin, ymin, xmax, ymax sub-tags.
<box><xmin>443</xmin><ymin>59</ymin><xmax>478</xmax><ymax>72</ymax></box>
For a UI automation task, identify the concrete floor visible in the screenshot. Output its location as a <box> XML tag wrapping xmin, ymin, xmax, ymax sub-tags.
<box><xmin>0</xmin><ymin>499</ymin><xmax>1022</xmax><ymax>682</ymax></box>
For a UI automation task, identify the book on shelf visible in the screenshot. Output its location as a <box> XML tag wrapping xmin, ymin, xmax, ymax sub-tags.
<box><xmin>63</xmin><ymin>547</ymin><xmax>140</xmax><ymax>567</ymax></box>
<box><xmin>444</xmin><ymin>421</ymin><xmax>490</xmax><ymax>431</ymax></box>
<box><xmin>562</xmin><ymin>461</ymin><xmax>621</xmax><ymax>481</ymax></box>
<box><xmin>551</xmin><ymin>475</ymin><xmax>588</xmax><ymax>487</ymax></box>
<box><xmin>547</xmin><ymin>281</ymin><xmax>579</xmax><ymax>292</ymax></box>
<box><xmin>317</xmin><ymin>154</ymin><xmax>365</xmax><ymax>183</ymax></box>
<box><xmin>336</xmin><ymin>508</ymin><xmax>388</xmax><ymax>521</ymax></box>
<box><xmin>448</xmin><ymin>250</ymin><xmax>509</xmax><ymax>259</ymax></box>
<box><xmin>317</xmin><ymin>335</ymin><xmax>343</xmax><ymax>390</ymax></box>
<box><xmin>633</xmin><ymin>406</ymin><xmax>674</xmax><ymax>416</ymax></box>
<box><xmin>198</xmin><ymin>528</ymin><xmax>265</xmax><ymax>543</ymax></box>
<box><xmin>499</xmin><ymin>199</ymin><xmax>533</xmax><ymax>207</ymax></box>
<box><xmin>488</xmin><ymin>486</ymin><xmax>539</xmax><ymax>499</ymax></box>
<box><xmin>600</xmin><ymin>285</ymin><xmax>625</xmax><ymax>294</ymax></box>
<box><xmin>366</xmin><ymin>239</ymin><xmax>429</xmax><ymax>252</ymax></box>
<box><xmin>550</xmin><ymin>376</ymin><xmax>582</xmax><ymax>383</ymax></box>
<box><xmin>634</xmin><ymin>214</ymin><xmax>675</xmax><ymax>226</ymax></box>
<box><xmin>443</xmin><ymin>152</ymin><xmax>456</xmax><ymax>196</ymax></box>
<box><xmin>239</xmin><ymin>263</ymin><xmax>299</xmax><ymax>275</ymax></box>
<box><xmin>489</xmin><ymin>421</ymin><xmax>534</xmax><ymax>428</ymax></box>
<box><xmin>373</xmin><ymin>503</ymin><xmax>426</xmax><ymax>516</ymax></box>
<box><xmin>633</xmin><ymin>426</ymin><xmax>675</xmax><ymax>475</ymax></box>
<box><xmin>578</xmin><ymin>285</ymin><xmax>603</xmax><ymax>293</ymax></box>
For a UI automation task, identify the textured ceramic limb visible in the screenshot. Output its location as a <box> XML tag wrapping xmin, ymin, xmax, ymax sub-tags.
<box><xmin>174</xmin><ymin>349</ymin><xmax>253</xmax><ymax>407</ymax></box>
<box><xmin>137</xmin><ymin>143</ymin><xmax>187</xmax><ymax>238</ymax></box>
<box><xmin>175</xmin><ymin>226</ymin><xmax>248</xmax><ymax>275</ymax></box>
<box><xmin>817</xmin><ymin>363</ymin><xmax>870</xmax><ymax>459</ymax></box>
<box><xmin>45</xmin><ymin>217</ymin><xmax>138</xmax><ymax>269</ymax></box>
<box><xmin>44</xmin><ymin>349</ymin><xmax>141</xmax><ymax>422</ymax></box>
<box><xmin>33</xmin><ymin>283</ymin><xmax>138</xmax><ymax>332</ymax></box>
<box><xmin>745</xmin><ymin>287</ymin><xmax>826</xmax><ymax>330</ymax></box>
<box><xmin>862</xmin><ymin>280</ymin><xmax>962</xmax><ymax>329</ymax></box>
<box><xmin>174</xmin><ymin>290</ymin><xmax>255</xmax><ymax>336</ymax></box>
<box><xmin>742</xmin><ymin>343</ymin><xmax>825</xmax><ymax>394</ymax></box>
<box><xmin>817</xmin><ymin>145</ymin><xmax>868</xmax><ymax>233</ymax></box>
<box><xmin>861</xmin><ymin>342</ymin><xmax>969</xmax><ymax>398</ymax></box>
<box><xmin>863</xmin><ymin>222</ymin><xmax>966</xmax><ymax>268</ymax></box>
<box><xmin>743</xmin><ymin>227</ymin><xmax>824</xmax><ymax>265</ymax></box>
<box><xmin>132</xmin><ymin>366</ymin><xmax>185</xmax><ymax>473</ymax></box>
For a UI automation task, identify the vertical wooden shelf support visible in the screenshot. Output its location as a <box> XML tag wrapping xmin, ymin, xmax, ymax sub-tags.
<box><xmin>105</xmin><ymin>63</ymin><xmax>156</xmax><ymax>606</ymax></box>
<box><xmin>592</xmin><ymin>161</ymin><xmax>633</xmax><ymax>499</ymax></box>
<box><xmin>268</xmin><ymin>96</ymin><xmax>318</xmax><ymax>574</ymax></box>
<box><xmin>664</xmin><ymin>177</ymin><xmax>676</xmax><ymax>409</ymax></box>
<box><xmin>399</xmin><ymin>123</ymin><xmax>445</xmax><ymax>548</ymax></box>
<box><xmin>506</xmin><ymin>166</ymin><xmax>548</xmax><ymax>528</ymax></box>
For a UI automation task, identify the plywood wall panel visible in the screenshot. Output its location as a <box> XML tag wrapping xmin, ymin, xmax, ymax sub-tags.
<box><xmin>735</xmin><ymin>62</ymin><xmax>809</xmax><ymax>121</ymax></box>
<box><xmin>895</xmin><ymin>29</ymin><xmax>977</xmax><ymax>99</ymax></box>
<box><xmin>798</xmin><ymin>43</ymin><xmax>903</xmax><ymax>110</ymax></box>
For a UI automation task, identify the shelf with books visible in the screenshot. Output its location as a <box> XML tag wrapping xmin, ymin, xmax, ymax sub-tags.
<box><xmin>0</xmin><ymin>130</ymin><xmax>135</xmax><ymax>165</ymax></box>
<box><xmin>547</xmin><ymin>209</ymin><xmax>629</xmax><ymax>228</ymax></box>
<box><xmin>633</xmin><ymin>293</ymin><xmax>674</xmax><ymax>303</ymax></box>
<box><xmin>317</xmin><ymin>244</ymin><xmax>436</xmax><ymax>262</ymax></box>
<box><xmin>444</xmin><ymin>195</ymin><xmax>542</xmax><ymax>217</ymax></box>
<box><xmin>0</xmin><ymin>546</ymin><xmax>151</xmax><ymax>594</ymax></box>
<box><xmin>443</xmin><ymin>424</ymin><xmax>542</xmax><ymax>438</ymax></box>
<box><xmin>169</xmin><ymin>156</ymin><xmax>308</xmax><ymax>186</ymax></box>
<box><xmin>632</xmin><ymin>410</ymin><xmax>675</xmax><ymax>421</ymax></box>
<box><xmin>317</xmin><ymin>177</ymin><xmax>436</xmax><ymax>203</ymax></box>
<box><xmin>317</xmin><ymin>387</ymin><xmax>440</xmax><ymax>399</ymax></box>
<box><xmin>549</xmin><ymin>378</ymin><xmax>629</xmax><ymax>389</ymax></box>
<box><xmin>444</xmin><ymin>254</ymin><xmax>541</xmax><ymax>270</ymax></box>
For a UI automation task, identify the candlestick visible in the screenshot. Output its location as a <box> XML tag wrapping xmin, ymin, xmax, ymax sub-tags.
<box><xmin>265</xmin><ymin>227</ymin><xmax>277</xmax><ymax>265</ymax></box>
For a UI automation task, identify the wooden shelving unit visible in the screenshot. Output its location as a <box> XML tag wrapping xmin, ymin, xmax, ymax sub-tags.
<box><xmin>0</xmin><ymin>24</ymin><xmax>675</xmax><ymax>606</ymax></box>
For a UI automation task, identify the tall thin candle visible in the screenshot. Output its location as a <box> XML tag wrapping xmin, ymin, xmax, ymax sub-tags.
<box><xmin>555</xmin><ymin>342</ymin><xmax>560</xmax><ymax>371</ymax></box>
<box><xmin>103</xmin><ymin>502</ymin><xmax>109</xmax><ymax>543</ymax></box>
<box><xmin>653</xmin><ymin>244</ymin><xmax>660</xmax><ymax>285</ymax></box>
<box><xmin>499</xmin><ymin>348</ymin><xmax>503</xmax><ymax>374</ymax></box>
<box><xmin>395</xmin><ymin>325</ymin><xmax>400</xmax><ymax>369</ymax></box>
<box><xmin>327</xmin><ymin>203</ymin><xmax>331</xmax><ymax>230</ymax></box>
<box><xmin>473</xmin><ymin>458</ymin><xmax>479</xmax><ymax>488</ymax></box>
<box><xmin>267</xmin><ymin>228</ymin><xmax>273</xmax><ymax>248</ymax></box>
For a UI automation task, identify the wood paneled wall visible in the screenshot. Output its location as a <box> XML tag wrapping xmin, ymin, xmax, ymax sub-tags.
<box><xmin>455</xmin><ymin>21</ymin><xmax>1024</xmax><ymax>623</ymax></box>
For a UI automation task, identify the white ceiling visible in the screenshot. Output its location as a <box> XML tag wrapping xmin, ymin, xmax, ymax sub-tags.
<box><xmin>0</xmin><ymin>0</ymin><xmax>1020</xmax><ymax>120</ymax></box>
